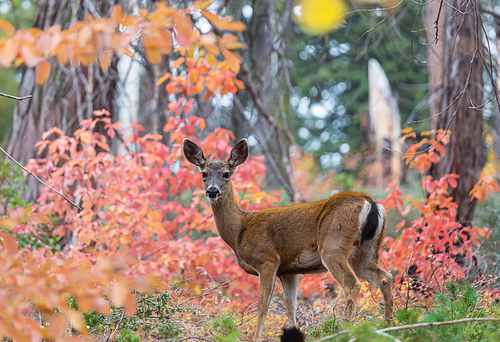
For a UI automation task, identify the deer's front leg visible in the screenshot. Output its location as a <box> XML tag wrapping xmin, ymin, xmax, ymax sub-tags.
<box><xmin>254</xmin><ymin>262</ymin><xmax>279</xmax><ymax>341</ymax></box>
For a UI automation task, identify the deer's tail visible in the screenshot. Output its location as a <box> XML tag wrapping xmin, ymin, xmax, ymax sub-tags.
<box><xmin>360</xmin><ymin>200</ymin><xmax>385</xmax><ymax>245</ymax></box>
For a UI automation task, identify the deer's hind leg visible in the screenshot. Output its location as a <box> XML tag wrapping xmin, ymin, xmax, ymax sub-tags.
<box><xmin>351</xmin><ymin>243</ymin><xmax>393</xmax><ymax>324</ymax></box>
<box><xmin>279</xmin><ymin>274</ymin><xmax>298</xmax><ymax>328</ymax></box>
<box><xmin>319</xmin><ymin>239</ymin><xmax>361</xmax><ymax>321</ymax></box>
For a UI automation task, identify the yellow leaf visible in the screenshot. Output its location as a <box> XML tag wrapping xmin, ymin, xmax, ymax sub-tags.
<box><xmin>0</xmin><ymin>38</ymin><xmax>18</xmax><ymax>66</ymax></box>
<box><xmin>0</xmin><ymin>216</ymin><xmax>21</xmax><ymax>229</ymax></box>
<box><xmin>194</xmin><ymin>1</ymin><xmax>213</xmax><ymax>10</ymax></box>
<box><xmin>36</xmin><ymin>61</ymin><xmax>51</xmax><ymax>85</ymax></box>
<box><xmin>0</xmin><ymin>19</ymin><xmax>15</xmax><ymax>36</ymax></box>
<box><xmin>207</xmin><ymin>53</ymin><xmax>216</xmax><ymax>67</ymax></box>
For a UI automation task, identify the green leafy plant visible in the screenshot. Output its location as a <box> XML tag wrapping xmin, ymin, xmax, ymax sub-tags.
<box><xmin>117</xmin><ymin>329</ymin><xmax>140</xmax><ymax>342</ymax></box>
<box><xmin>308</xmin><ymin>316</ymin><xmax>341</xmax><ymax>339</ymax></box>
<box><xmin>0</xmin><ymin>159</ymin><xmax>27</xmax><ymax>212</ymax></box>
<box><xmin>212</xmin><ymin>315</ymin><xmax>238</xmax><ymax>337</ymax></box>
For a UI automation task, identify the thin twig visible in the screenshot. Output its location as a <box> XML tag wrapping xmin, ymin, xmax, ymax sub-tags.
<box><xmin>0</xmin><ymin>147</ymin><xmax>83</xmax><ymax>212</ymax></box>
<box><xmin>378</xmin><ymin>317</ymin><xmax>500</xmax><ymax>333</ymax></box>
<box><xmin>178</xmin><ymin>279</ymin><xmax>236</xmax><ymax>307</ymax></box>
<box><xmin>0</xmin><ymin>92</ymin><xmax>32</xmax><ymax>103</ymax></box>
<box><xmin>168</xmin><ymin>336</ymin><xmax>215</xmax><ymax>342</ymax></box>
<box><xmin>105</xmin><ymin>309</ymin><xmax>126</xmax><ymax>342</ymax></box>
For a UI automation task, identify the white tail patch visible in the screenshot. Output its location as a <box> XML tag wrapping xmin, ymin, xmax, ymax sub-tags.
<box><xmin>375</xmin><ymin>203</ymin><xmax>385</xmax><ymax>238</ymax></box>
<box><xmin>359</xmin><ymin>201</ymin><xmax>386</xmax><ymax>239</ymax></box>
<box><xmin>358</xmin><ymin>200</ymin><xmax>371</xmax><ymax>230</ymax></box>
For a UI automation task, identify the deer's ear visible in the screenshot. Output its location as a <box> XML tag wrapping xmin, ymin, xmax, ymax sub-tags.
<box><xmin>228</xmin><ymin>138</ymin><xmax>249</xmax><ymax>168</ymax></box>
<box><xmin>183</xmin><ymin>139</ymin><xmax>207</xmax><ymax>168</ymax></box>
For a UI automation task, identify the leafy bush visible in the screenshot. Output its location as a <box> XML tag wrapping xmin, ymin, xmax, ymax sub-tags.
<box><xmin>81</xmin><ymin>280</ymin><xmax>193</xmax><ymax>337</ymax></box>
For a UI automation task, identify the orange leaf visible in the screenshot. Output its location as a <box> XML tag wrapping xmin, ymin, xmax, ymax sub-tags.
<box><xmin>173</xmin><ymin>57</ymin><xmax>185</xmax><ymax>68</ymax></box>
<box><xmin>112</xmin><ymin>5</ymin><xmax>124</xmax><ymax>23</ymax></box>
<box><xmin>159</xmin><ymin>30</ymin><xmax>173</xmax><ymax>54</ymax></box>
<box><xmin>124</xmin><ymin>292</ymin><xmax>136</xmax><ymax>316</ymax></box>
<box><xmin>20</xmin><ymin>44</ymin><xmax>41</xmax><ymax>66</ymax></box>
<box><xmin>55</xmin><ymin>43</ymin><xmax>69</xmax><ymax>64</ymax></box>
<box><xmin>173</xmin><ymin>12</ymin><xmax>194</xmax><ymax>47</ymax></box>
<box><xmin>143</xmin><ymin>37</ymin><xmax>161</xmax><ymax>64</ymax></box>
<box><xmin>79</xmin><ymin>43</ymin><xmax>97</xmax><ymax>65</ymax></box>
<box><xmin>50</xmin><ymin>315</ymin><xmax>67</xmax><ymax>338</ymax></box>
<box><xmin>224</xmin><ymin>21</ymin><xmax>246</xmax><ymax>32</ymax></box>
<box><xmin>156</xmin><ymin>72</ymin><xmax>171</xmax><ymax>86</ymax></box>
<box><xmin>0</xmin><ymin>232</ymin><xmax>18</xmax><ymax>259</ymax></box>
<box><xmin>98</xmin><ymin>50</ymin><xmax>113</xmax><ymax>72</ymax></box>
<box><xmin>67</xmin><ymin>311</ymin><xmax>87</xmax><ymax>335</ymax></box>
<box><xmin>36</xmin><ymin>61</ymin><xmax>51</xmax><ymax>85</ymax></box>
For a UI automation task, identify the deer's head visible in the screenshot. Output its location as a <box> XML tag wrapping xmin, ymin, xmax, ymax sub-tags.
<box><xmin>183</xmin><ymin>138</ymin><xmax>248</xmax><ymax>201</ymax></box>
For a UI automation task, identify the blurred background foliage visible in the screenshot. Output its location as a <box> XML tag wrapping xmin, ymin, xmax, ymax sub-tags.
<box><xmin>0</xmin><ymin>0</ymin><xmax>35</xmax><ymax>144</ymax></box>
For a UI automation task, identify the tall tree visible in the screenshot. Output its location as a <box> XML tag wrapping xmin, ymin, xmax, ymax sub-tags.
<box><xmin>428</xmin><ymin>0</ymin><xmax>485</xmax><ymax>226</ymax></box>
<box><xmin>5</xmin><ymin>0</ymin><xmax>120</xmax><ymax>167</ymax></box>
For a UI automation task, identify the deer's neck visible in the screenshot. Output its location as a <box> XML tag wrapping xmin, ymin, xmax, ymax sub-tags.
<box><xmin>210</xmin><ymin>184</ymin><xmax>245</xmax><ymax>251</ymax></box>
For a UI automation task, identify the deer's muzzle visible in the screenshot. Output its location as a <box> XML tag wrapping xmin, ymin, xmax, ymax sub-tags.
<box><xmin>206</xmin><ymin>187</ymin><xmax>220</xmax><ymax>199</ymax></box>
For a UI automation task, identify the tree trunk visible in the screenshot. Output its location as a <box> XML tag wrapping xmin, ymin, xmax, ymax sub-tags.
<box><xmin>429</xmin><ymin>0</ymin><xmax>484</xmax><ymax>226</ymax></box>
<box><xmin>233</xmin><ymin>0</ymin><xmax>304</xmax><ymax>201</ymax></box>
<box><xmin>425</xmin><ymin>0</ymin><xmax>446</xmax><ymax>131</ymax></box>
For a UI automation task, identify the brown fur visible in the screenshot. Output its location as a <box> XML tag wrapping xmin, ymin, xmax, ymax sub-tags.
<box><xmin>183</xmin><ymin>139</ymin><xmax>393</xmax><ymax>341</ymax></box>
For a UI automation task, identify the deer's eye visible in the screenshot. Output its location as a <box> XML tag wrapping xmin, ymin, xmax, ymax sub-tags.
<box><xmin>201</xmin><ymin>172</ymin><xmax>207</xmax><ymax>179</ymax></box>
<box><xmin>223</xmin><ymin>172</ymin><xmax>231</xmax><ymax>180</ymax></box>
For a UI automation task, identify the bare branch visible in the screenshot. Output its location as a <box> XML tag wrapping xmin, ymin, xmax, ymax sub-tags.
<box><xmin>0</xmin><ymin>146</ymin><xmax>83</xmax><ymax>212</ymax></box>
<box><xmin>239</xmin><ymin>59</ymin><xmax>306</xmax><ymax>203</ymax></box>
<box><xmin>0</xmin><ymin>92</ymin><xmax>32</xmax><ymax>103</ymax></box>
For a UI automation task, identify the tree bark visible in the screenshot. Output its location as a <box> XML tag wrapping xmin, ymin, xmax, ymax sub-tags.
<box><xmin>425</xmin><ymin>0</ymin><xmax>446</xmax><ymax>131</ymax></box>
<box><xmin>4</xmin><ymin>0</ymin><xmax>122</xmax><ymax>201</ymax></box>
<box><xmin>233</xmin><ymin>0</ymin><xmax>304</xmax><ymax>202</ymax></box>
<box><xmin>429</xmin><ymin>0</ymin><xmax>484</xmax><ymax>226</ymax></box>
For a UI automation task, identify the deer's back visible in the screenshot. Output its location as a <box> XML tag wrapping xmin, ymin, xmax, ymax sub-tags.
<box><xmin>236</xmin><ymin>192</ymin><xmax>373</xmax><ymax>275</ymax></box>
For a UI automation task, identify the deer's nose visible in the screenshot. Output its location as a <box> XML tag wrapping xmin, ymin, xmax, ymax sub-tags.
<box><xmin>206</xmin><ymin>187</ymin><xmax>220</xmax><ymax>198</ymax></box>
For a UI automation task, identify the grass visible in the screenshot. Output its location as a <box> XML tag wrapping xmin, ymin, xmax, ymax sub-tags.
<box><xmin>76</xmin><ymin>279</ymin><xmax>499</xmax><ymax>341</ymax></box>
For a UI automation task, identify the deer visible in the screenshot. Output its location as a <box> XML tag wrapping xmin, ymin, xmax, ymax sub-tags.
<box><xmin>183</xmin><ymin>138</ymin><xmax>393</xmax><ymax>341</ymax></box>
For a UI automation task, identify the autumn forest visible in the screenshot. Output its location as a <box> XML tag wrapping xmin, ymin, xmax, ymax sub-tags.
<box><xmin>1</xmin><ymin>0</ymin><xmax>500</xmax><ymax>341</ymax></box>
